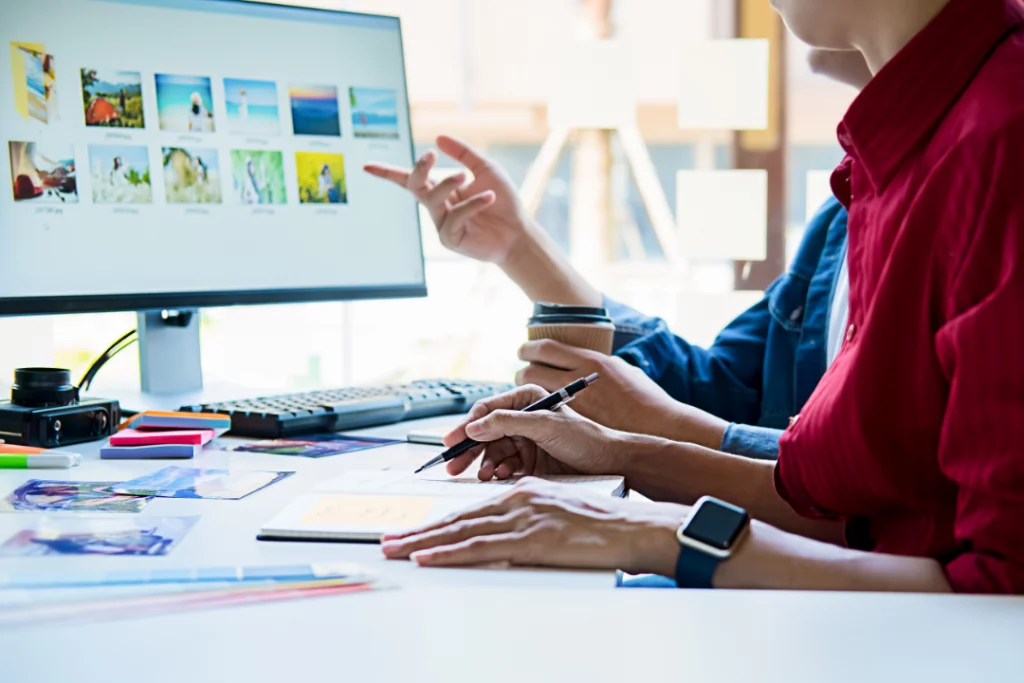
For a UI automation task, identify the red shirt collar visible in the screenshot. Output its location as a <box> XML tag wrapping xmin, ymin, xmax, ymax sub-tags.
<box><xmin>837</xmin><ymin>0</ymin><xmax>1024</xmax><ymax>192</ymax></box>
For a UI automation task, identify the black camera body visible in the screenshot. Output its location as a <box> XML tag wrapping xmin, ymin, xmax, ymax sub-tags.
<box><xmin>0</xmin><ymin>368</ymin><xmax>120</xmax><ymax>448</ymax></box>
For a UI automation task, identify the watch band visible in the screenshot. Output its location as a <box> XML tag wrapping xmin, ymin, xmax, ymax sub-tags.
<box><xmin>674</xmin><ymin>543</ymin><xmax>722</xmax><ymax>589</ymax></box>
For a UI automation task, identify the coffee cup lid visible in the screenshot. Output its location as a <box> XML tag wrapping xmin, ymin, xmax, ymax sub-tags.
<box><xmin>528</xmin><ymin>302</ymin><xmax>613</xmax><ymax>326</ymax></box>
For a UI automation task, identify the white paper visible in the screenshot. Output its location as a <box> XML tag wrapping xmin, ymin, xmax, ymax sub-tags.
<box><xmin>677</xmin><ymin>169</ymin><xmax>768</xmax><ymax>261</ymax></box>
<box><xmin>805</xmin><ymin>169</ymin><xmax>835</xmax><ymax>221</ymax></box>
<box><xmin>677</xmin><ymin>39</ymin><xmax>770</xmax><ymax>130</ymax></box>
<box><xmin>548</xmin><ymin>40</ymin><xmax>636</xmax><ymax>129</ymax></box>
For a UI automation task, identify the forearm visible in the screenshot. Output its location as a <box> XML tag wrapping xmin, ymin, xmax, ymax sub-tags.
<box><xmin>638</xmin><ymin>402</ymin><xmax>729</xmax><ymax>452</ymax></box>
<box><xmin>619</xmin><ymin>435</ymin><xmax>844</xmax><ymax>544</ymax></box>
<box><xmin>715</xmin><ymin>522</ymin><xmax>952</xmax><ymax>591</ymax></box>
<box><xmin>636</xmin><ymin>517</ymin><xmax>952</xmax><ymax>592</ymax></box>
<box><xmin>500</xmin><ymin>221</ymin><xmax>602</xmax><ymax>306</ymax></box>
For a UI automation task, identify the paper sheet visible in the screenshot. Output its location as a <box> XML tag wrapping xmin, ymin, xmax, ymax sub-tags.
<box><xmin>547</xmin><ymin>40</ymin><xmax>636</xmax><ymax>129</ymax></box>
<box><xmin>110</xmin><ymin>467</ymin><xmax>293</xmax><ymax>500</ymax></box>
<box><xmin>677</xmin><ymin>39</ymin><xmax>770</xmax><ymax>130</ymax></box>
<box><xmin>805</xmin><ymin>169</ymin><xmax>835</xmax><ymax>221</ymax></box>
<box><xmin>677</xmin><ymin>169</ymin><xmax>767</xmax><ymax>261</ymax></box>
<box><xmin>300</xmin><ymin>495</ymin><xmax>437</xmax><ymax>528</ymax></box>
<box><xmin>0</xmin><ymin>516</ymin><xmax>198</xmax><ymax>557</ymax></box>
<box><xmin>1</xmin><ymin>480</ymin><xmax>152</xmax><ymax>513</ymax></box>
<box><xmin>315</xmin><ymin>470</ymin><xmax>624</xmax><ymax>499</ymax></box>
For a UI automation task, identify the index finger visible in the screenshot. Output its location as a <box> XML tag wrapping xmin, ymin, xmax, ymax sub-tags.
<box><xmin>442</xmin><ymin>385</ymin><xmax>549</xmax><ymax>447</ymax></box>
<box><xmin>363</xmin><ymin>163</ymin><xmax>410</xmax><ymax>186</ymax></box>
<box><xmin>519</xmin><ymin>339</ymin><xmax>600</xmax><ymax>370</ymax></box>
<box><xmin>437</xmin><ymin>135</ymin><xmax>489</xmax><ymax>174</ymax></box>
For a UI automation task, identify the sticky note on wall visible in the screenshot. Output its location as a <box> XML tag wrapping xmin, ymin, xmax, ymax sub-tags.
<box><xmin>677</xmin><ymin>169</ymin><xmax>767</xmax><ymax>261</ymax></box>
<box><xmin>805</xmin><ymin>170</ymin><xmax>835</xmax><ymax>222</ymax></box>
<box><xmin>548</xmin><ymin>40</ymin><xmax>636</xmax><ymax>129</ymax></box>
<box><xmin>677</xmin><ymin>39</ymin><xmax>769</xmax><ymax>130</ymax></box>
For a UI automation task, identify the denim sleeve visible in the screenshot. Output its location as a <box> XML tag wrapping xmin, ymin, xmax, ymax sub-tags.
<box><xmin>605</xmin><ymin>296</ymin><xmax>666</xmax><ymax>350</ymax></box>
<box><xmin>720</xmin><ymin>424</ymin><xmax>783</xmax><ymax>460</ymax></box>
<box><xmin>603</xmin><ymin>290</ymin><xmax>774</xmax><ymax>426</ymax></box>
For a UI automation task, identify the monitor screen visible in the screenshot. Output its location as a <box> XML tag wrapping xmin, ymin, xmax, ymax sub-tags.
<box><xmin>0</xmin><ymin>0</ymin><xmax>425</xmax><ymax>315</ymax></box>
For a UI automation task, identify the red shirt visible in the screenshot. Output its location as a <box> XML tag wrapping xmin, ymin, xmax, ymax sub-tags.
<box><xmin>776</xmin><ymin>0</ymin><xmax>1024</xmax><ymax>594</ymax></box>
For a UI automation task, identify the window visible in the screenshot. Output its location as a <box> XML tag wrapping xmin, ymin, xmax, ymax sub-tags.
<box><xmin>0</xmin><ymin>0</ymin><xmax>862</xmax><ymax>397</ymax></box>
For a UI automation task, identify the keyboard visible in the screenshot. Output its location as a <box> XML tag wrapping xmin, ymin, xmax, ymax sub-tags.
<box><xmin>180</xmin><ymin>379</ymin><xmax>514</xmax><ymax>438</ymax></box>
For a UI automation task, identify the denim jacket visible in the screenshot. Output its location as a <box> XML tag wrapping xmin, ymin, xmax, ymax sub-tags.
<box><xmin>606</xmin><ymin>197</ymin><xmax>849</xmax><ymax>460</ymax></box>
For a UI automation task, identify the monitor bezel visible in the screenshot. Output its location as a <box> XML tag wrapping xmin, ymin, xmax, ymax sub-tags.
<box><xmin>0</xmin><ymin>0</ymin><xmax>427</xmax><ymax>317</ymax></box>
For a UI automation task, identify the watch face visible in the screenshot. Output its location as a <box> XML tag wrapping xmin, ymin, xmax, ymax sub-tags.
<box><xmin>684</xmin><ymin>500</ymin><xmax>749</xmax><ymax>550</ymax></box>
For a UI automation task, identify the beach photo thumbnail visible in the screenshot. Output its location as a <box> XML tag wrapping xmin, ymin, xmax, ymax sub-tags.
<box><xmin>162</xmin><ymin>147</ymin><xmax>222</xmax><ymax>204</ymax></box>
<box><xmin>295</xmin><ymin>151</ymin><xmax>346</xmax><ymax>204</ymax></box>
<box><xmin>9</xmin><ymin>141</ymin><xmax>77</xmax><ymax>203</ymax></box>
<box><xmin>350</xmin><ymin>87</ymin><xmax>400</xmax><ymax>139</ymax></box>
<box><xmin>224</xmin><ymin>78</ymin><xmax>280</xmax><ymax>136</ymax></box>
<box><xmin>88</xmin><ymin>144</ymin><xmax>151</xmax><ymax>204</ymax></box>
<box><xmin>81</xmin><ymin>68</ymin><xmax>144</xmax><ymax>128</ymax></box>
<box><xmin>230</xmin><ymin>149</ymin><xmax>286</xmax><ymax>205</ymax></box>
<box><xmin>156</xmin><ymin>74</ymin><xmax>215</xmax><ymax>133</ymax></box>
<box><xmin>290</xmin><ymin>84</ymin><xmax>341</xmax><ymax>137</ymax></box>
<box><xmin>10</xmin><ymin>42</ymin><xmax>58</xmax><ymax>125</ymax></box>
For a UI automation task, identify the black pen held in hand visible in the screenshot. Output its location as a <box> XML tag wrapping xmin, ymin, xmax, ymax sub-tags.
<box><xmin>413</xmin><ymin>373</ymin><xmax>600</xmax><ymax>474</ymax></box>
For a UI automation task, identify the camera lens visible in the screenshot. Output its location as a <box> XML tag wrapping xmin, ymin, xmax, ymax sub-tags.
<box><xmin>11</xmin><ymin>368</ymin><xmax>79</xmax><ymax>408</ymax></box>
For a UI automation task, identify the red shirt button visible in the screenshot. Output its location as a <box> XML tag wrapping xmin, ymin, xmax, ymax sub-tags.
<box><xmin>845</xmin><ymin>324</ymin><xmax>857</xmax><ymax>342</ymax></box>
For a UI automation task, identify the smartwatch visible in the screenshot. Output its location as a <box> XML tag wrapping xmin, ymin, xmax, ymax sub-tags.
<box><xmin>674</xmin><ymin>496</ymin><xmax>750</xmax><ymax>589</ymax></box>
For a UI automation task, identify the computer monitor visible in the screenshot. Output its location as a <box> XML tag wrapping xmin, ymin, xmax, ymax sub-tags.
<box><xmin>0</xmin><ymin>0</ymin><xmax>425</xmax><ymax>396</ymax></box>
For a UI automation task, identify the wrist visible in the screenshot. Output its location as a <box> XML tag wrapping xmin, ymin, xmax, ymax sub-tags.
<box><xmin>496</xmin><ymin>217</ymin><xmax>545</xmax><ymax>275</ymax></box>
<box><xmin>623</xmin><ymin>516</ymin><xmax>684</xmax><ymax>578</ymax></box>
<box><xmin>607</xmin><ymin>430</ymin><xmax>666</xmax><ymax>477</ymax></box>
<box><xmin>663</xmin><ymin>402</ymin><xmax>729</xmax><ymax>451</ymax></box>
<box><xmin>499</xmin><ymin>220</ymin><xmax>602</xmax><ymax>306</ymax></box>
<box><xmin>493</xmin><ymin>216</ymin><xmax>538</xmax><ymax>270</ymax></box>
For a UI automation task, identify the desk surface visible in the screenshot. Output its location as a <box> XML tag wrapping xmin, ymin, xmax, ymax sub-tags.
<box><xmin>2</xmin><ymin>416</ymin><xmax>1024</xmax><ymax>682</ymax></box>
<box><xmin>0</xmin><ymin>416</ymin><xmax>610</xmax><ymax>592</ymax></box>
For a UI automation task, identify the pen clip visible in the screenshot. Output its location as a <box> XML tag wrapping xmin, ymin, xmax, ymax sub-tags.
<box><xmin>549</xmin><ymin>388</ymin><xmax>575</xmax><ymax>411</ymax></box>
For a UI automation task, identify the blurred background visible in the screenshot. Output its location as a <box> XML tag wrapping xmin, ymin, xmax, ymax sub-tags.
<box><xmin>0</xmin><ymin>0</ymin><xmax>858</xmax><ymax>396</ymax></box>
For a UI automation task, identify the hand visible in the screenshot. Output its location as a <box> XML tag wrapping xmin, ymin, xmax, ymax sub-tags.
<box><xmin>516</xmin><ymin>340</ymin><xmax>729</xmax><ymax>450</ymax></box>
<box><xmin>442</xmin><ymin>384</ymin><xmax>632</xmax><ymax>481</ymax></box>
<box><xmin>381</xmin><ymin>478</ymin><xmax>686</xmax><ymax>575</ymax></box>
<box><xmin>364</xmin><ymin>135</ymin><xmax>531</xmax><ymax>265</ymax></box>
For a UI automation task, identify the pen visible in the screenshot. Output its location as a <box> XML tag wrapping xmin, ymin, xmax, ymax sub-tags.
<box><xmin>413</xmin><ymin>373</ymin><xmax>600</xmax><ymax>474</ymax></box>
<box><xmin>0</xmin><ymin>451</ymin><xmax>81</xmax><ymax>469</ymax></box>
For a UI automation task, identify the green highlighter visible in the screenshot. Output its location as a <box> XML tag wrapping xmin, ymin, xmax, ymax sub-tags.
<box><xmin>0</xmin><ymin>446</ymin><xmax>81</xmax><ymax>469</ymax></box>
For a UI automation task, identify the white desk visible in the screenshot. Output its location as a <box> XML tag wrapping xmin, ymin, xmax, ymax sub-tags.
<box><xmin>0</xmin><ymin>415</ymin><xmax>610</xmax><ymax>591</ymax></box>
<box><xmin>2</xmin><ymin>416</ymin><xmax>1024</xmax><ymax>682</ymax></box>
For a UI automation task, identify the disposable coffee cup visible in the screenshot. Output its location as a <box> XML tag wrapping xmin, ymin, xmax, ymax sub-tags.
<box><xmin>526</xmin><ymin>302</ymin><xmax>615</xmax><ymax>355</ymax></box>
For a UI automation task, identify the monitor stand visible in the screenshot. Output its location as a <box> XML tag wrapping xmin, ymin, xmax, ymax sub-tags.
<box><xmin>83</xmin><ymin>310</ymin><xmax>253</xmax><ymax>412</ymax></box>
<box><xmin>138</xmin><ymin>310</ymin><xmax>203</xmax><ymax>396</ymax></box>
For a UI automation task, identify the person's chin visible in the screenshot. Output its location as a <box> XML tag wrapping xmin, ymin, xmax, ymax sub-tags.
<box><xmin>776</xmin><ymin>14</ymin><xmax>849</xmax><ymax>51</ymax></box>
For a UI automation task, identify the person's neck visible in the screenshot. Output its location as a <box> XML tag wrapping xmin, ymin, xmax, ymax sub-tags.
<box><xmin>851</xmin><ymin>0</ymin><xmax>953</xmax><ymax>74</ymax></box>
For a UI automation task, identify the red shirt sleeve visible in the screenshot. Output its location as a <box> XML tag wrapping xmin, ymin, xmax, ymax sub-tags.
<box><xmin>934</xmin><ymin>118</ymin><xmax>1024</xmax><ymax>594</ymax></box>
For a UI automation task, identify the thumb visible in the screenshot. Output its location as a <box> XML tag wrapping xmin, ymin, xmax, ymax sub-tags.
<box><xmin>465</xmin><ymin>410</ymin><xmax>556</xmax><ymax>445</ymax></box>
<box><xmin>442</xmin><ymin>400</ymin><xmax>493</xmax><ymax>448</ymax></box>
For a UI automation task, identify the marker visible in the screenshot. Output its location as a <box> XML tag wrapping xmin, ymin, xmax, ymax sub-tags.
<box><xmin>0</xmin><ymin>450</ymin><xmax>81</xmax><ymax>469</ymax></box>
<box><xmin>413</xmin><ymin>373</ymin><xmax>600</xmax><ymax>474</ymax></box>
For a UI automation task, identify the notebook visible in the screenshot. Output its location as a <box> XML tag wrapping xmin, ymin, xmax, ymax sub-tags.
<box><xmin>258</xmin><ymin>470</ymin><xmax>626</xmax><ymax>543</ymax></box>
